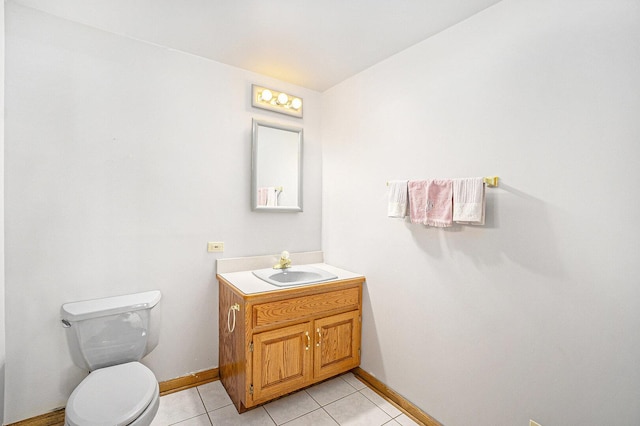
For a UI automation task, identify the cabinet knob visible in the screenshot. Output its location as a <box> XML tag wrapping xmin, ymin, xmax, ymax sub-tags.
<box><xmin>305</xmin><ymin>331</ymin><xmax>311</xmax><ymax>351</ymax></box>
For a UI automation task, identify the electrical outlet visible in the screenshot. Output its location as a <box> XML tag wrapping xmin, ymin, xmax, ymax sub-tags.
<box><xmin>530</xmin><ymin>420</ymin><xmax>542</xmax><ymax>426</ymax></box>
<box><xmin>207</xmin><ymin>242</ymin><xmax>224</xmax><ymax>252</ymax></box>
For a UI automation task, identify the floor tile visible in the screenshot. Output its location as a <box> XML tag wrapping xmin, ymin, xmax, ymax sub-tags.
<box><xmin>323</xmin><ymin>392</ymin><xmax>392</xmax><ymax>426</ymax></box>
<box><xmin>153</xmin><ymin>376</ymin><xmax>421</xmax><ymax>426</ymax></box>
<box><xmin>359</xmin><ymin>387</ymin><xmax>402</xmax><ymax>417</ymax></box>
<box><xmin>207</xmin><ymin>404</ymin><xmax>276</xmax><ymax>425</ymax></box>
<box><xmin>306</xmin><ymin>376</ymin><xmax>357</xmax><ymax>406</ymax></box>
<box><xmin>281</xmin><ymin>408</ymin><xmax>339</xmax><ymax>426</ymax></box>
<box><xmin>197</xmin><ymin>380</ymin><xmax>233</xmax><ymax>412</ymax></box>
<box><xmin>263</xmin><ymin>389</ymin><xmax>320</xmax><ymax>424</ymax></box>
<box><xmin>394</xmin><ymin>413</ymin><xmax>422</xmax><ymax>425</ymax></box>
<box><xmin>341</xmin><ymin>373</ymin><xmax>367</xmax><ymax>391</ymax></box>
<box><xmin>151</xmin><ymin>388</ymin><xmax>206</xmax><ymax>426</ymax></box>
<box><xmin>173</xmin><ymin>414</ymin><xmax>213</xmax><ymax>426</ymax></box>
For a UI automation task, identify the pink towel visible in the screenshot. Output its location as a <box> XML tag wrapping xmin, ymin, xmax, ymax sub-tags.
<box><xmin>257</xmin><ymin>188</ymin><xmax>270</xmax><ymax>206</ymax></box>
<box><xmin>407</xmin><ymin>180</ymin><xmax>428</xmax><ymax>224</ymax></box>
<box><xmin>425</xmin><ymin>179</ymin><xmax>453</xmax><ymax>227</ymax></box>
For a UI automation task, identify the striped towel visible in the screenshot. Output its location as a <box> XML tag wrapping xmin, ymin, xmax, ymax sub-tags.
<box><xmin>387</xmin><ymin>180</ymin><xmax>408</xmax><ymax>218</ymax></box>
<box><xmin>453</xmin><ymin>177</ymin><xmax>485</xmax><ymax>225</ymax></box>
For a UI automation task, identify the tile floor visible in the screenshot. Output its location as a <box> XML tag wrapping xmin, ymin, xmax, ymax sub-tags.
<box><xmin>150</xmin><ymin>372</ymin><xmax>421</xmax><ymax>426</ymax></box>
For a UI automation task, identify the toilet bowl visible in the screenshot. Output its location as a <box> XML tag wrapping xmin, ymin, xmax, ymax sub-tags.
<box><xmin>65</xmin><ymin>362</ymin><xmax>159</xmax><ymax>426</ymax></box>
<box><xmin>61</xmin><ymin>291</ymin><xmax>162</xmax><ymax>426</ymax></box>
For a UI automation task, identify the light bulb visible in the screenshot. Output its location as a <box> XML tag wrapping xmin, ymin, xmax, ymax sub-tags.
<box><xmin>260</xmin><ymin>89</ymin><xmax>273</xmax><ymax>102</ymax></box>
<box><xmin>277</xmin><ymin>92</ymin><xmax>289</xmax><ymax>105</ymax></box>
<box><xmin>291</xmin><ymin>98</ymin><xmax>302</xmax><ymax>110</ymax></box>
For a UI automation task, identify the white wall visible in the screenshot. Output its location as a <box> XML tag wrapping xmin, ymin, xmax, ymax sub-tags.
<box><xmin>1</xmin><ymin>1</ymin><xmax>6</xmax><ymax>422</ymax></box>
<box><xmin>4</xmin><ymin>3</ymin><xmax>322</xmax><ymax>423</ymax></box>
<box><xmin>322</xmin><ymin>0</ymin><xmax>640</xmax><ymax>425</ymax></box>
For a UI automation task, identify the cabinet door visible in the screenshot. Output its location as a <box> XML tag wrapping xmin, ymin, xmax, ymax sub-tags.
<box><xmin>314</xmin><ymin>310</ymin><xmax>361</xmax><ymax>381</ymax></box>
<box><xmin>252</xmin><ymin>322</ymin><xmax>313</xmax><ymax>402</ymax></box>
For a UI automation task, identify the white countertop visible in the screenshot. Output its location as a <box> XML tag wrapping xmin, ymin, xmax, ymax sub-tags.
<box><xmin>218</xmin><ymin>263</ymin><xmax>365</xmax><ymax>295</ymax></box>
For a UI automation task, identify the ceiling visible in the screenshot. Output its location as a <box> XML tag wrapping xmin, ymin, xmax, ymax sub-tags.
<box><xmin>12</xmin><ymin>0</ymin><xmax>502</xmax><ymax>91</ymax></box>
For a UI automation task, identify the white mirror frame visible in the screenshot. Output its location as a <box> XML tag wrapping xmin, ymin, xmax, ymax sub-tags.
<box><xmin>251</xmin><ymin>119</ymin><xmax>303</xmax><ymax>212</ymax></box>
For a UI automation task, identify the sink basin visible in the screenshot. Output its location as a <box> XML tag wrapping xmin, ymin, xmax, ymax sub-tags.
<box><xmin>252</xmin><ymin>265</ymin><xmax>338</xmax><ymax>287</ymax></box>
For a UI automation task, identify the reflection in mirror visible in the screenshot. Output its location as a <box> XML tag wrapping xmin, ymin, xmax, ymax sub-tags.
<box><xmin>251</xmin><ymin>119</ymin><xmax>303</xmax><ymax>212</ymax></box>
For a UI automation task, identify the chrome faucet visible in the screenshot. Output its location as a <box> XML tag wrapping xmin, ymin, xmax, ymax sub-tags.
<box><xmin>273</xmin><ymin>251</ymin><xmax>292</xmax><ymax>269</ymax></box>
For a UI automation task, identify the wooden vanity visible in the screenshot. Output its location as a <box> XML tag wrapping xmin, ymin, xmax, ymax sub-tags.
<box><xmin>217</xmin><ymin>264</ymin><xmax>364</xmax><ymax>412</ymax></box>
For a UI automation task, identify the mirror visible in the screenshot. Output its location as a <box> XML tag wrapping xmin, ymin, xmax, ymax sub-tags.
<box><xmin>251</xmin><ymin>119</ymin><xmax>303</xmax><ymax>212</ymax></box>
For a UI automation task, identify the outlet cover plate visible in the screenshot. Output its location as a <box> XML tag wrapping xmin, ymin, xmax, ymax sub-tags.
<box><xmin>207</xmin><ymin>242</ymin><xmax>224</xmax><ymax>252</ymax></box>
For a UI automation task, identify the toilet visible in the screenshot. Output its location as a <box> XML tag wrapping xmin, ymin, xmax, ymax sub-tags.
<box><xmin>61</xmin><ymin>291</ymin><xmax>162</xmax><ymax>426</ymax></box>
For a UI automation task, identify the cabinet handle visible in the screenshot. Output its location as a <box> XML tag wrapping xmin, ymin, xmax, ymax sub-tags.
<box><xmin>316</xmin><ymin>328</ymin><xmax>321</xmax><ymax>347</ymax></box>
<box><xmin>305</xmin><ymin>331</ymin><xmax>310</xmax><ymax>351</ymax></box>
<box><xmin>227</xmin><ymin>303</ymin><xmax>240</xmax><ymax>333</ymax></box>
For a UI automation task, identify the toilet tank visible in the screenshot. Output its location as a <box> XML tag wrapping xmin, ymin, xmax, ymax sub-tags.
<box><xmin>61</xmin><ymin>291</ymin><xmax>162</xmax><ymax>371</ymax></box>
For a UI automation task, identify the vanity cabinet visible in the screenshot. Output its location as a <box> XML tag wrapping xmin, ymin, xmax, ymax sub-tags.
<box><xmin>218</xmin><ymin>274</ymin><xmax>364</xmax><ymax>412</ymax></box>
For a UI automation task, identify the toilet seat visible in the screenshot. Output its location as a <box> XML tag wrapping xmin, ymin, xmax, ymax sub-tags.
<box><xmin>65</xmin><ymin>362</ymin><xmax>158</xmax><ymax>426</ymax></box>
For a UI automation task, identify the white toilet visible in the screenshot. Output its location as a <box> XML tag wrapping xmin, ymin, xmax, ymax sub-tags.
<box><xmin>61</xmin><ymin>290</ymin><xmax>162</xmax><ymax>426</ymax></box>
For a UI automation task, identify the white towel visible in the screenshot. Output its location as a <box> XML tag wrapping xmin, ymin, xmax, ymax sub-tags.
<box><xmin>453</xmin><ymin>177</ymin><xmax>485</xmax><ymax>224</ymax></box>
<box><xmin>387</xmin><ymin>180</ymin><xmax>408</xmax><ymax>218</ymax></box>
<box><xmin>266</xmin><ymin>187</ymin><xmax>279</xmax><ymax>207</ymax></box>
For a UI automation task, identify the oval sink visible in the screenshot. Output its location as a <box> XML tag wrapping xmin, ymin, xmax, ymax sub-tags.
<box><xmin>252</xmin><ymin>265</ymin><xmax>338</xmax><ymax>287</ymax></box>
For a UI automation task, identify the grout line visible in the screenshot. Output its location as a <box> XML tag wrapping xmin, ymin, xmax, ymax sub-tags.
<box><xmin>358</xmin><ymin>387</ymin><xmax>402</xmax><ymax>419</ymax></box>
<box><xmin>324</xmin><ymin>406</ymin><xmax>341</xmax><ymax>426</ymax></box>
<box><xmin>321</xmin><ymin>406</ymin><xmax>341</xmax><ymax>425</ymax></box>
<box><xmin>263</xmin><ymin>405</ymin><xmax>278</xmax><ymax>426</ymax></box>
<box><xmin>306</xmin><ymin>383</ymin><xmax>357</xmax><ymax>408</ymax></box>
<box><xmin>304</xmin><ymin>387</ymin><xmax>325</xmax><ymax>407</ymax></box>
<box><xmin>194</xmin><ymin>385</ymin><xmax>214</xmax><ymax>426</ymax></box>
<box><xmin>167</xmin><ymin>414</ymin><xmax>210</xmax><ymax>426</ymax></box>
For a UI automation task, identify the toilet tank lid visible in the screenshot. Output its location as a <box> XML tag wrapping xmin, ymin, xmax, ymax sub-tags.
<box><xmin>61</xmin><ymin>291</ymin><xmax>161</xmax><ymax>322</ymax></box>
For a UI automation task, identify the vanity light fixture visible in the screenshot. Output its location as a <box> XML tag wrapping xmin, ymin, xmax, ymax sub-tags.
<box><xmin>252</xmin><ymin>84</ymin><xmax>303</xmax><ymax>118</ymax></box>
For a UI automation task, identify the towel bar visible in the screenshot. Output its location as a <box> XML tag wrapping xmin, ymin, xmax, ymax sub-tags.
<box><xmin>386</xmin><ymin>176</ymin><xmax>499</xmax><ymax>188</ymax></box>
